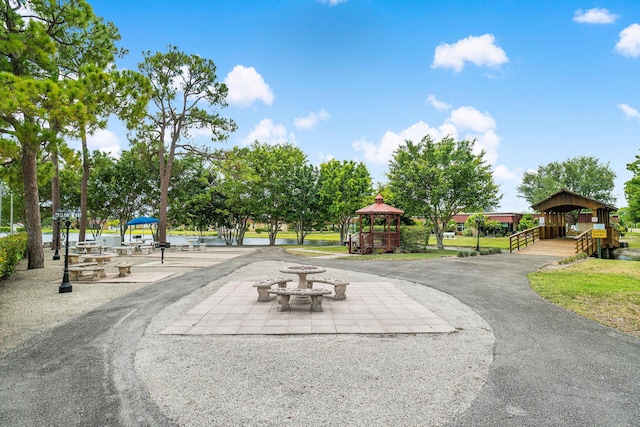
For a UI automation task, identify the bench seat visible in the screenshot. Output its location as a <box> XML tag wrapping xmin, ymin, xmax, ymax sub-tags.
<box><xmin>68</xmin><ymin>266</ymin><xmax>105</xmax><ymax>282</ymax></box>
<box><xmin>113</xmin><ymin>246</ymin><xmax>133</xmax><ymax>256</ymax></box>
<box><xmin>306</xmin><ymin>277</ymin><xmax>350</xmax><ymax>300</ymax></box>
<box><xmin>252</xmin><ymin>277</ymin><xmax>292</xmax><ymax>302</ymax></box>
<box><xmin>267</xmin><ymin>288</ymin><xmax>331</xmax><ymax>312</ymax></box>
<box><xmin>116</xmin><ymin>262</ymin><xmax>133</xmax><ymax>277</ymax></box>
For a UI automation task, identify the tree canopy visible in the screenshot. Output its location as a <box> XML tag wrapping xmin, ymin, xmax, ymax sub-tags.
<box><xmin>135</xmin><ymin>45</ymin><xmax>236</xmax><ymax>243</ymax></box>
<box><xmin>625</xmin><ymin>151</ymin><xmax>640</xmax><ymax>225</ymax></box>
<box><xmin>388</xmin><ymin>136</ymin><xmax>501</xmax><ymax>250</ymax></box>
<box><xmin>517</xmin><ymin>156</ymin><xmax>616</xmax><ymax>207</ymax></box>
<box><xmin>318</xmin><ymin>159</ymin><xmax>372</xmax><ymax>243</ymax></box>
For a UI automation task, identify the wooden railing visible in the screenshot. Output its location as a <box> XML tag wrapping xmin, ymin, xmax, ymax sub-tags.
<box><xmin>349</xmin><ymin>231</ymin><xmax>400</xmax><ymax>254</ymax></box>
<box><xmin>575</xmin><ymin>229</ymin><xmax>596</xmax><ymax>256</ymax></box>
<box><xmin>509</xmin><ymin>226</ymin><xmax>541</xmax><ymax>253</ymax></box>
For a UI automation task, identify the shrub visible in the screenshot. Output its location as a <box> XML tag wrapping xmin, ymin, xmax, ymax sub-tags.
<box><xmin>400</xmin><ymin>225</ymin><xmax>430</xmax><ymax>253</ymax></box>
<box><xmin>0</xmin><ymin>233</ymin><xmax>28</xmax><ymax>280</ymax></box>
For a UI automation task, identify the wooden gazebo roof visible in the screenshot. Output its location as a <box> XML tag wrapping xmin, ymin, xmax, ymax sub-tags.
<box><xmin>356</xmin><ymin>194</ymin><xmax>404</xmax><ymax>215</ymax></box>
<box><xmin>531</xmin><ymin>189</ymin><xmax>617</xmax><ymax>213</ymax></box>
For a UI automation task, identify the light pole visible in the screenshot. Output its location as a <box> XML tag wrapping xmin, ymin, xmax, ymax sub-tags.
<box><xmin>52</xmin><ymin>216</ymin><xmax>61</xmax><ymax>260</ymax></box>
<box><xmin>475</xmin><ymin>216</ymin><xmax>482</xmax><ymax>252</ymax></box>
<box><xmin>54</xmin><ymin>209</ymin><xmax>79</xmax><ymax>293</ymax></box>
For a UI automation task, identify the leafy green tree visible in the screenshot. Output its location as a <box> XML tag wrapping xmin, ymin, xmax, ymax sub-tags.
<box><xmin>517</xmin><ymin>156</ymin><xmax>616</xmax><ymax>224</ymax></box>
<box><xmin>388</xmin><ymin>136</ymin><xmax>501</xmax><ymax>250</ymax></box>
<box><xmin>625</xmin><ymin>151</ymin><xmax>640</xmax><ymax>225</ymax></box>
<box><xmin>246</xmin><ymin>143</ymin><xmax>307</xmax><ymax>245</ymax></box>
<box><xmin>169</xmin><ymin>155</ymin><xmax>225</xmax><ymax>235</ymax></box>
<box><xmin>516</xmin><ymin>214</ymin><xmax>538</xmax><ymax>231</ymax></box>
<box><xmin>88</xmin><ymin>150</ymin><xmax>156</xmax><ymax>242</ymax></box>
<box><xmin>1</xmin><ymin>0</ymin><xmax>63</xmax><ymax>267</ymax></box>
<box><xmin>290</xmin><ymin>164</ymin><xmax>324</xmax><ymax>245</ymax></box>
<box><xmin>135</xmin><ymin>45</ymin><xmax>236</xmax><ymax>243</ymax></box>
<box><xmin>318</xmin><ymin>159</ymin><xmax>372</xmax><ymax>243</ymax></box>
<box><xmin>214</xmin><ymin>146</ymin><xmax>253</xmax><ymax>245</ymax></box>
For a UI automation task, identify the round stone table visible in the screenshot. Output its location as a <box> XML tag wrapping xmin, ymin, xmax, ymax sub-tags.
<box><xmin>279</xmin><ymin>265</ymin><xmax>327</xmax><ymax>304</ymax></box>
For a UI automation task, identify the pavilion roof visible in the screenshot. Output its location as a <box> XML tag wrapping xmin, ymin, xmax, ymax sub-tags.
<box><xmin>356</xmin><ymin>194</ymin><xmax>404</xmax><ymax>215</ymax></box>
<box><xmin>531</xmin><ymin>189</ymin><xmax>617</xmax><ymax>213</ymax></box>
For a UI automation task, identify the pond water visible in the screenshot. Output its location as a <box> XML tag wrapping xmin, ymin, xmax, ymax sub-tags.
<box><xmin>40</xmin><ymin>232</ymin><xmax>337</xmax><ymax>247</ymax></box>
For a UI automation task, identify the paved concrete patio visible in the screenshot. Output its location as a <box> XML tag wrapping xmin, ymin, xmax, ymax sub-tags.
<box><xmin>162</xmin><ymin>280</ymin><xmax>456</xmax><ymax>335</ymax></box>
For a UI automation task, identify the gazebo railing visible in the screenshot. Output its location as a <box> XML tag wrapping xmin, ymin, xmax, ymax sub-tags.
<box><xmin>354</xmin><ymin>231</ymin><xmax>400</xmax><ymax>254</ymax></box>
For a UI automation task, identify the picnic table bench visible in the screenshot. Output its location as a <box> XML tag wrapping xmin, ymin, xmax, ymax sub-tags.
<box><xmin>306</xmin><ymin>277</ymin><xmax>349</xmax><ymax>300</ymax></box>
<box><xmin>115</xmin><ymin>262</ymin><xmax>133</xmax><ymax>277</ymax></box>
<box><xmin>267</xmin><ymin>288</ymin><xmax>331</xmax><ymax>312</ymax></box>
<box><xmin>113</xmin><ymin>246</ymin><xmax>133</xmax><ymax>256</ymax></box>
<box><xmin>68</xmin><ymin>265</ymin><xmax>105</xmax><ymax>282</ymax></box>
<box><xmin>252</xmin><ymin>277</ymin><xmax>293</xmax><ymax>302</ymax></box>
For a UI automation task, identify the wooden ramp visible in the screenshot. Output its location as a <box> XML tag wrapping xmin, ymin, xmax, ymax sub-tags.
<box><xmin>512</xmin><ymin>238</ymin><xmax>576</xmax><ymax>257</ymax></box>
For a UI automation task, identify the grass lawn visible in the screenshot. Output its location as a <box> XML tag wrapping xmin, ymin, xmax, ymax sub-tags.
<box><xmin>286</xmin><ymin>245</ymin><xmax>459</xmax><ymax>259</ymax></box>
<box><xmin>621</xmin><ymin>231</ymin><xmax>640</xmax><ymax>249</ymax></box>
<box><xmin>529</xmin><ymin>259</ymin><xmax>640</xmax><ymax>338</ymax></box>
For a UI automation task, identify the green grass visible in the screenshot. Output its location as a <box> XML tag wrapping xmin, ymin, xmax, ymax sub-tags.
<box><xmin>436</xmin><ymin>235</ymin><xmax>511</xmax><ymax>249</ymax></box>
<box><xmin>621</xmin><ymin>231</ymin><xmax>640</xmax><ymax>249</ymax></box>
<box><xmin>529</xmin><ymin>259</ymin><xmax>640</xmax><ymax>337</ymax></box>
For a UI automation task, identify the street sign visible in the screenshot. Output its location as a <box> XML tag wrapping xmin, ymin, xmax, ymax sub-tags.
<box><xmin>592</xmin><ymin>224</ymin><xmax>607</xmax><ymax>238</ymax></box>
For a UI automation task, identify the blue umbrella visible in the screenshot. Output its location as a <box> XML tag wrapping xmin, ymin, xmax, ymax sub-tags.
<box><xmin>126</xmin><ymin>216</ymin><xmax>159</xmax><ymax>240</ymax></box>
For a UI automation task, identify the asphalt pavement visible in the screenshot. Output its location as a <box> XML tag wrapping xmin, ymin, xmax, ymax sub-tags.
<box><xmin>0</xmin><ymin>248</ymin><xmax>638</xmax><ymax>426</ymax></box>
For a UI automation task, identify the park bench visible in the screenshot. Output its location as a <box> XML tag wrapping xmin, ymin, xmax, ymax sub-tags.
<box><xmin>116</xmin><ymin>262</ymin><xmax>133</xmax><ymax>277</ymax></box>
<box><xmin>68</xmin><ymin>265</ymin><xmax>105</xmax><ymax>282</ymax></box>
<box><xmin>443</xmin><ymin>232</ymin><xmax>456</xmax><ymax>239</ymax></box>
<box><xmin>113</xmin><ymin>246</ymin><xmax>133</xmax><ymax>256</ymax></box>
<box><xmin>267</xmin><ymin>288</ymin><xmax>331</xmax><ymax>312</ymax></box>
<box><xmin>66</xmin><ymin>253</ymin><xmax>83</xmax><ymax>264</ymax></box>
<box><xmin>306</xmin><ymin>277</ymin><xmax>349</xmax><ymax>300</ymax></box>
<box><xmin>252</xmin><ymin>277</ymin><xmax>292</xmax><ymax>302</ymax></box>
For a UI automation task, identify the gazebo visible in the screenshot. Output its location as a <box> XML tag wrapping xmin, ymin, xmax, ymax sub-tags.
<box><xmin>348</xmin><ymin>194</ymin><xmax>404</xmax><ymax>254</ymax></box>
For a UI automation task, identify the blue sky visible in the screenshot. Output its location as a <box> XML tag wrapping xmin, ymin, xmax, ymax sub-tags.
<box><xmin>83</xmin><ymin>0</ymin><xmax>640</xmax><ymax>212</ymax></box>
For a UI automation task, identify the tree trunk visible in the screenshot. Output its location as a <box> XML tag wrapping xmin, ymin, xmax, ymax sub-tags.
<box><xmin>158</xmin><ymin>169</ymin><xmax>169</xmax><ymax>243</ymax></box>
<box><xmin>434</xmin><ymin>223</ymin><xmax>444</xmax><ymax>250</ymax></box>
<box><xmin>51</xmin><ymin>147</ymin><xmax>60</xmax><ymax>250</ymax></box>
<box><xmin>22</xmin><ymin>145</ymin><xmax>44</xmax><ymax>269</ymax></box>
<box><xmin>79</xmin><ymin>126</ymin><xmax>89</xmax><ymax>242</ymax></box>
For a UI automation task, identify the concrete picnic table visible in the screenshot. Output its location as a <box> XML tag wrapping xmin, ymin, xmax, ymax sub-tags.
<box><xmin>278</xmin><ymin>265</ymin><xmax>327</xmax><ymax>304</ymax></box>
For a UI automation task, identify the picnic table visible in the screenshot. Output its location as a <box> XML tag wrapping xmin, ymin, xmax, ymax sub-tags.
<box><xmin>82</xmin><ymin>253</ymin><xmax>113</xmax><ymax>268</ymax></box>
<box><xmin>76</xmin><ymin>242</ymin><xmax>106</xmax><ymax>255</ymax></box>
<box><xmin>279</xmin><ymin>265</ymin><xmax>326</xmax><ymax>303</ymax></box>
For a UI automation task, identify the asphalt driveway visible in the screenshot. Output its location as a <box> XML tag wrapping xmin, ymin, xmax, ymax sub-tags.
<box><xmin>0</xmin><ymin>248</ymin><xmax>638</xmax><ymax>426</ymax></box>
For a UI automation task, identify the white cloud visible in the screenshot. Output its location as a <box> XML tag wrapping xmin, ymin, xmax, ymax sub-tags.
<box><xmin>448</xmin><ymin>106</ymin><xmax>496</xmax><ymax>133</ymax></box>
<box><xmin>294</xmin><ymin>109</ymin><xmax>330</xmax><ymax>130</ymax></box>
<box><xmin>618</xmin><ymin>103</ymin><xmax>640</xmax><ymax>120</ymax></box>
<box><xmin>316</xmin><ymin>151</ymin><xmax>335</xmax><ymax>165</ymax></box>
<box><xmin>426</xmin><ymin>94</ymin><xmax>451</xmax><ymax>111</ymax></box>
<box><xmin>352</xmin><ymin>105</ymin><xmax>501</xmax><ymax>167</ymax></box>
<box><xmin>573</xmin><ymin>8</ymin><xmax>618</xmax><ymax>24</ymax></box>
<box><xmin>319</xmin><ymin>0</ymin><xmax>347</xmax><ymax>5</ymax></box>
<box><xmin>431</xmin><ymin>34</ymin><xmax>508</xmax><ymax>72</ymax></box>
<box><xmin>241</xmin><ymin>118</ymin><xmax>292</xmax><ymax>145</ymax></box>
<box><xmin>615</xmin><ymin>23</ymin><xmax>640</xmax><ymax>57</ymax></box>
<box><xmin>224</xmin><ymin>65</ymin><xmax>274</xmax><ymax>107</ymax></box>
<box><xmin>493</xmin><ymin>164</ymin><xmax>520</xmax><ymax>181</ymax></box>
<box><xmin>87</xmin><ymin>129</ymin><xmax>122</xmax><ymax>156</ymax></box>
<box><xmin>352</xmin><ymin>121</ymin><xmax>456</xmax><ymax>165</ymax></box>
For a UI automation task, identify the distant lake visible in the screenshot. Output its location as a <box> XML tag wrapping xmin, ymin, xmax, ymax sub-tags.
<box><xmin>41</xmin><ymin>232</ymin><xmax>338</xmax><ymax>247</ymax></box>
